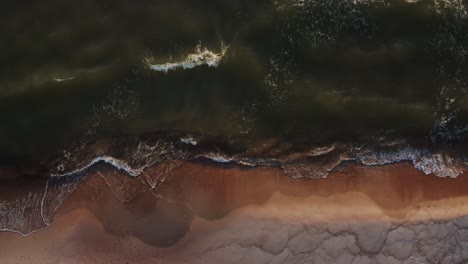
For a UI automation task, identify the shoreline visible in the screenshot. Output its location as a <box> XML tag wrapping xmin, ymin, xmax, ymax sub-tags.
<box><xmin>1</xmin><ymin>161</ymin><xmax>468</xmax><ymax>263</ymax></box>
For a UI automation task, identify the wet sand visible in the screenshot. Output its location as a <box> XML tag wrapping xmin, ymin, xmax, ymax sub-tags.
<box><xmin>1</xmin><ymin>161</ymin><xmax>468</xmax><ymax>263</ymax></box>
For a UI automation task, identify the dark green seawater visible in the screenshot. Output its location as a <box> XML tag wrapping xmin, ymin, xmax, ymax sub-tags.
<box><xmin>0</xmin><ymin>0</ymin><xmax>467</xmax><ymax>177</ymax></box>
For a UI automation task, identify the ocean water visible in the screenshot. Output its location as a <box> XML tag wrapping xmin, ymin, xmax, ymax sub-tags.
<box><xmin>0</xmin><ymin>0</ymin><xmax>466</xmax><ymax>179</ymax></box>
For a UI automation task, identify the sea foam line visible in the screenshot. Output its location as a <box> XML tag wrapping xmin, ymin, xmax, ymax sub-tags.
<box><xmin>0</xmin><ymin>226</ymin><xmax>50</xmax><ymax>238</ymax></box>
<box><xmin>145</xmin><ymin>44</ymin><xmax>228</xmax><ymax>73</ymax></box>
<box><xmin>51</xmin><ymin>155</ymin><xmax>144</xmax><ymax>178</ymax></box>
<box><xmin>200</xmin><ymin>145</ymin><xmax>467</xmax><ymax>179</ymax></box>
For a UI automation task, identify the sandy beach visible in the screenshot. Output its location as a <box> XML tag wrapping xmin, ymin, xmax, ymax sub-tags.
<box><xmin>1</xmin><ymin>161</ymin><xmax>468</xmax><ymax>263</ymax></box>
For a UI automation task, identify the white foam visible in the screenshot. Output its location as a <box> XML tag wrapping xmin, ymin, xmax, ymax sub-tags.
<box><xmin>0</xmin><ymin>191</ymin><xmax>49</xmax><ymax>237</ymax></box>
<box><xmin>201</xmin><ymin>153</ymin><xmax>233</xmax><ymax>163</ymax></box>
<box><xmin>145</xmin><ymin>44</ymin><xmax>228</xmax><ymax>73</ymax></box>
<box><xmin>198</xmin><ymin>153</ymin><xmax>262</xmax><ymax>167</ymax></box>
<box><xmin>237</xmin><ymin>160</ymin><xmax>257</xmax><ymax>167</ymax></box>
<box><xmin>307</xmin><ymin>145</ymin><xmax>336</xmax><ymax>157</ymax></box>
<box><xmin>0</xmin><ymin>226</ymin><xmax>50</xmax><ymax>238</ymax></box>
<box><xmin>180</xmin><ymin>136</ymin><xmax>198</xmax><ymax>146</ymax></box>
<box><xmin>358</xmin><ymin>146</ymin><xmax>467</xmax><ymax>178</ymax></box>
<box><xmin>413</xmin><ymin>153</ymin><xmax>466</xmax><ymax>178</ymax></box>
<box><xmin>51</xmin><ymin>155</ymin><xmax>144</xmax><ymax>178</ymax></box>
<box><xmin>198</xmin><ymin>143</ymin><xmax>466</xmax><ymax>178</ymax></box>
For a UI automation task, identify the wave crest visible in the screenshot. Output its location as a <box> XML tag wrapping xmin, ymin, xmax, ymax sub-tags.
<box><xmin>144</xmin><ymin>44</ymin><xmax>228</xmax><ymax>73</ymax></box>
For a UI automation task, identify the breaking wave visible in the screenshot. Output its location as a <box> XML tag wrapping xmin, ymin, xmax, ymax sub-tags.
<box><xmin>51</xmin><ymin>155</ymin><xmax>145</xmax><ymax>177</ymax></box>
<box><xmin>49</xmin><ymin>137</ymin><xmax>467</xmax><ymax>181</ymax></box>
<box><xmin>144</xmin><ymin>44</ymin><xmax>228</xmax><ymax>73</ymax></box>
